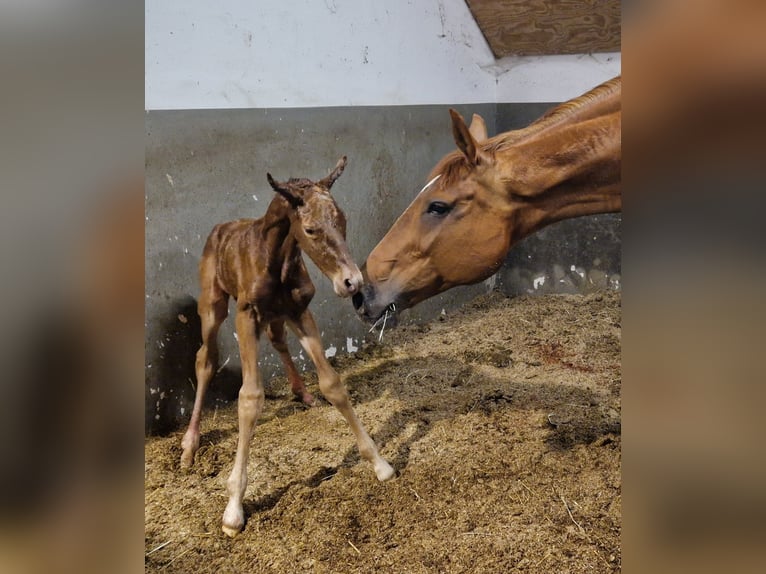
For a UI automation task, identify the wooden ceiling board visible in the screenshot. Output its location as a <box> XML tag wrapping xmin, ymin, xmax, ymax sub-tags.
<box><xmin>465</xmin><ymin>0</ymin><xmax>621</xmax><ymax>57</ymax></box>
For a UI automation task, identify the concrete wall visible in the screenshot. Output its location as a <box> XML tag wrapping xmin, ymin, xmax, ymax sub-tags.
<box><xmin>145</xmin><ymin>1</ymin><xmax>621</xmax><ymax>434</ymax></box>
<box><xmin>145</xmin><ymin>103</ymin><xmax>621</xmax><ymax>434</ymax></box>
<box><xmin>146</xmin><ymin>104</ymin><xmax>498</xmax><ymax>433</ymax></box>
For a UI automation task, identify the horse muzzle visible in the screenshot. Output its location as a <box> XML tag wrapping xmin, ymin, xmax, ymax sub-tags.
<box><xmin>352</xmin><ymin>283</ymin><xmax>399</xmax><ymax>325</ymax></box>
<box><xmin>332</xmin><ymin>266</ymin><xmax>364</xmax><ymax>298</ymax></box>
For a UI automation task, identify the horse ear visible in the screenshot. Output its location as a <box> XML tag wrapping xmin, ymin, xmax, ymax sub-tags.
<box><xmin>267</xmin><ymin>173</ymin><xmax>303</xmax><ymax>207</ymax></box>
<box><xmin>319</xmin><ymin>155</ymin><xmax>347</xmax><ymax>189</ymax></box>
<box><xmin>468</xmin><ymin>113</ymin><xmax>488</xmax><ymax>142</ymax></box>
<box><xmin>449</xmin><ymin>109</ymin><xmax>489</xmax><ymax>166</ymax></box>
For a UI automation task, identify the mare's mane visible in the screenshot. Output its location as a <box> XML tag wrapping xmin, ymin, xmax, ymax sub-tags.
<box><xmin>428</xmin><ymin>76</ymin><xmax>621</xmax><ymax>188</ymax></box>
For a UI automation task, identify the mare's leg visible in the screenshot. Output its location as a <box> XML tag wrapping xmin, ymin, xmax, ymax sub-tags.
<box><xmin>222</xmin><ymin>305</ymin><xmax>264</xmax><ymax>537</ymax></box>
<box><xmin>266</xmin><ymin>320</ymin><xmax>315</xmax><ymax>406</ymax></box>
<box><xmin>288</xmin><ymin>310</ymin><xmax>394</xmax><ymax>481</ymax></box>
<box><xmin>181</xmin><ymin>265</ymin><xmax>229</xmax><ymax>467</ymax></box>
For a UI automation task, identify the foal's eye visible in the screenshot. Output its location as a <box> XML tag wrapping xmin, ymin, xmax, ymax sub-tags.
<box><xmin>304</xmin><ymin>227</ymin><xmax>316</xmax><ymax>236</ymax></box>
<box><xmin>426</xmin><ymin>201</ymin><xmax>452</xmax><ymax>216</ymax></box>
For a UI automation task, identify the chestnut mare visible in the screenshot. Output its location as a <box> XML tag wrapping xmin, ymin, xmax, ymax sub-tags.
<box><xmin>353</xmin><ymin>76</ymin><xmax>621</xmax><ymax>324</ymax></box>
<box><xmin>180</xmin><ymin>157</ymin><xmax>394</xmax><ymax>537</ymax></box>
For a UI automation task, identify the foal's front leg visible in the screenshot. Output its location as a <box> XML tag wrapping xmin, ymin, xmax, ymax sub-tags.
<box><xmin>267</xmin><ymin>320</ymin><xmax>315</xmax><ymax>405</ymax></box>
<box><xmin>222</xmin><ymin>305</ymin><xmax>264</xmax><ymax>537</ymax></box>
<box><xmin>289</xmin><ymin>310</ymin><xmax>395</xmax><ymax>481</ymax></box>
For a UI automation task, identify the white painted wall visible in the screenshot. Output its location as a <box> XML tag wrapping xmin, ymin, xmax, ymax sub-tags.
<box><xmin>493</xmin><ymin>52</ymin><xmax>620</xmax><ymax>103</ymax></box>
<box><xmin>145</xmin><ymin>0</ymin><xmax>620</xmax><ymax>110</ymax></box>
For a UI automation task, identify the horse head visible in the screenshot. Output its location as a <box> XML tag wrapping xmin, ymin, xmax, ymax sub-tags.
<box><xmin>267</xmin><ymin>156</ymin><xmax>363</xmax><ymax>297</ymax></box>
<box><xmin>353</xmin><ymin>111</ymin><xmax>513</xmax><ymax>323</ymax></box>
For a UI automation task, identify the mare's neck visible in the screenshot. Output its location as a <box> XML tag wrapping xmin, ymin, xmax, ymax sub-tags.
<box><xmin>496</xmin><ymin>111</ymin><xmax>622</xmax><ymax>244</ymax></box>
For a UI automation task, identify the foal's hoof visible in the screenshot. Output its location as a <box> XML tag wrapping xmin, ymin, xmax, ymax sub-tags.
<box><xmin>374</xmin><ymin>459</ymin><xmax>396</xmax><ymax>482</ymax></box>
<box><xmin>221</xmin><ymin>522</ymin><xmax>243</xmax><ymax>538</ymax></box>
<box><xmin>180</xmin><ymin>450</ymin><xmax>195</xmax><ymax>469</ymax></box>
<box><xmin>180</xmin><ymin>434</ymin><xmax>199</xmax><ymax>468</ymax></box>
<box><xmin>222</xmin><ymin>503</ymin><xmax>245</xmax><ymax>538</ymax></box>
<box><xmin>293</xmin><ymin>390</ymin><xmax>316</xmax><ymax>407</ymax></box>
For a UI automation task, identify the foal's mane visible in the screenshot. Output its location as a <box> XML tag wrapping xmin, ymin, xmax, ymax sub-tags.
<box><xmin>428</xmin><ymin>76</ymin><xmax>622</xmax><ymax>188</ymax></box>
<box><xmin>285</xmin><ymin>177</ymin><xmax>315</xmax><ymax>189</ymax></box>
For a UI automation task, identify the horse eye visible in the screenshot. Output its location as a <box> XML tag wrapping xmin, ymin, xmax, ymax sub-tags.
<box><xmin>304</xmin><ymin>227</ymin><xmax>316</xmax><ymax>236</ymax></box>
<box><xmin>426</xmin><ymin>201</ymin><xmax>451</xmax><ymax>216</ymax></box>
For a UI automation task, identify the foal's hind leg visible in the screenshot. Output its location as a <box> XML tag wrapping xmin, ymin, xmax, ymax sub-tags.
<box><xmin>289</xmin><ymin>310</ymin><xmax>394</xmax><ymax>481</ymax></box>
<box><xmin>266</xmin><ymin>320</ymin><xmax>315</xmax><ymax>406</ymax></box>
<box><xmin>180</xmin><ymin>279</ymin><xmax>229</xmax><ymax>467</ymax></box>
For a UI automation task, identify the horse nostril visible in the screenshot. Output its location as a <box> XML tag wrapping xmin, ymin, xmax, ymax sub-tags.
<box><xmin>343</xmin><ymin>279</ymin><xmax>360</xmax><ymax>295</ymax></box>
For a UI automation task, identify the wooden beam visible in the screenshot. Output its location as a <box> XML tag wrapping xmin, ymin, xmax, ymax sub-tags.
<box><xmin>465</xmin><ymin>0</ymin><xmax>621</xmax><ymax>57</ymax></box>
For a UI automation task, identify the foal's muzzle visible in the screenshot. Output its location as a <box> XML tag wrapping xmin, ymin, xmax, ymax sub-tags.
<box><xmin>334</xmin><ymin>267</ymin><xmax>363</xmax><ymax>298</ymax></box>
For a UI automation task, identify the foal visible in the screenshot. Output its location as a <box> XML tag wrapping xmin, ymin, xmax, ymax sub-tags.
<box><xmin>180</xmin><ymin>157</ymin><xmax>394</xmax><ymax>537</ymax></box>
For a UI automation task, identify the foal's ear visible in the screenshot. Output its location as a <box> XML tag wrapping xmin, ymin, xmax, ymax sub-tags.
<box><xmin>449</xmin><ymin>109</ymin><xmax>490</xmax><ymax>166</ymax></box>
<box><xmin>319</xmin><ymin>155</ymin><xmax>347</xmax><ymax>189</ymax></box>
<box><xmin>267</xmin><ymin>173</ymin><xmax>303</xmax><ymax>207</ymax></box>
